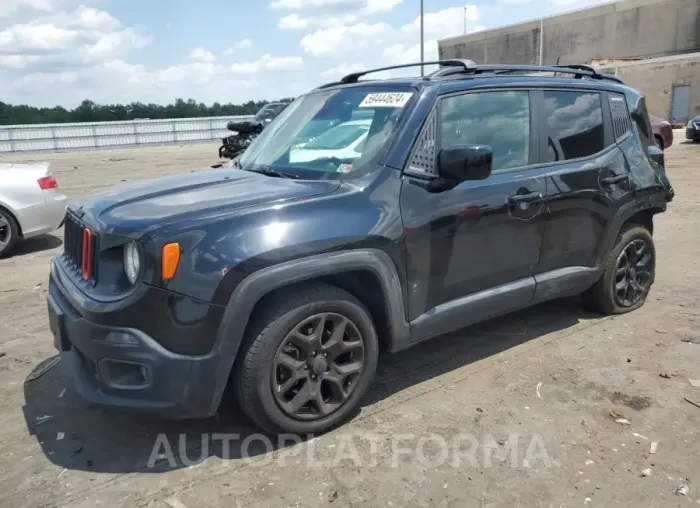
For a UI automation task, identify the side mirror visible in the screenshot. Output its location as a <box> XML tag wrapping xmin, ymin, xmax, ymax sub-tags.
<box><xmin>438</xmin><ymin>145</ymin><xmax>493</xmax><ymax>182</ymax></box>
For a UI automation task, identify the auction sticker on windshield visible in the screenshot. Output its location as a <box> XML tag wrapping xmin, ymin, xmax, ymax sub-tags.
<box><xmin>359</xmin><ymin>92</ymin><xmax>413</xmax><ymax>108</ymax></box>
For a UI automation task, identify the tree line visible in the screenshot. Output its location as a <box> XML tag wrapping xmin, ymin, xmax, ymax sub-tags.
<box><xmin>0</xmin><ymin>97</ymin><xmax>295</xmax><ymax>125</ymax></box>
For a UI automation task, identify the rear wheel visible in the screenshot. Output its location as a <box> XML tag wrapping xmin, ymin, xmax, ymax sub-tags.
<box><xmin>581</xmin><ymin>225</ymin><xmax>655</xmax><ymax>315</ymax></box>
<box><xmin>0</xmin><ymin>209</ymin><xmax>19</xmax><ymax>258</ymax></box>
<box><xmin>235</xmin><ymin>283</ymin><xmax>379</xmax><ymax>434</ymax></box>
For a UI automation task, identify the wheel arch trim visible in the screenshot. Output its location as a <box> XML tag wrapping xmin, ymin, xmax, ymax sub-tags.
<box><xmin>597</xmin><ymin>200</ymin><xmax>664</xmax><ymax>270</ymax></box>
<box><xmin>207</xmin><ymin>248</ymin><xmax>410</xmax><ymax>414</ymax></box>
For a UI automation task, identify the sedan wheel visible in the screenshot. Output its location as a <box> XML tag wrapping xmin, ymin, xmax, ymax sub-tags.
<box><xmin>0</xmin><ymin>210</ymin><xmax>19</xmax><ymax>258</ymax></box>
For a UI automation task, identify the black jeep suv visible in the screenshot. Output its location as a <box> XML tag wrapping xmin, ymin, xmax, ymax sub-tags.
<box><xmin>47</xmin><ymin>60</ymin><xmax>674</xmax><ymax>434</ymax></box>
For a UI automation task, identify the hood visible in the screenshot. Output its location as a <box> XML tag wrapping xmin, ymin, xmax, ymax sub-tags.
<box><xmin>69</xmin><ymin>167</ymin><xmax>340</xmax><ymax>237</ymax></box>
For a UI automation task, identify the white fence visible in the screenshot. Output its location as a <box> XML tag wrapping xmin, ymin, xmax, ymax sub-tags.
<box><xmin>0</xmin><ymin>115</ymin><xmax>255</xmax><ymax>153</ymax></box>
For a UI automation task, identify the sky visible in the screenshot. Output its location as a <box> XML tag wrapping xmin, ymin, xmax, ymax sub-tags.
<box><xmin>0</xmin><ymin>0</ymin><xmax>615</xmax><ymax>108</ymax></box>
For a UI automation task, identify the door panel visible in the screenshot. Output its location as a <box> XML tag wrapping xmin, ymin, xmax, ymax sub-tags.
<box><xmin>537</xmin><ymin>89</ymin><xmax>632</xmax><ymax>276</ymax></box>
<box><xmin>400</xmin><ymin>89</ymin><xmax>545</xmax><ymax>325</ymax></box>
<box><xmin>402</xmin><ymin>169</ymin><xmax>547</xmax><ymax>322</ymax></box>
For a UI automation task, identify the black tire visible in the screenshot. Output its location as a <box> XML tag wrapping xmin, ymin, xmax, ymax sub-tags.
<box><xmin>0</xmin><ymin>208</ymin><xmax>19</xmax><ymax>259</ymax></box>
<box><xmin>234</xmin><ymin>282</ymin><xmax>379</xmax><ymax>435</ymax></box>
<box><xmin>581</xmin><ymin>225</ymin><xmax>655</xmax><ymax>315</ymax></box>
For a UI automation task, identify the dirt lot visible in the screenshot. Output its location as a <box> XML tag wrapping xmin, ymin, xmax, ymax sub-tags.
<box><xmin>1</xmin><ymin>138</ymin><xmax>699</xmax><ymax>508</ymax></box>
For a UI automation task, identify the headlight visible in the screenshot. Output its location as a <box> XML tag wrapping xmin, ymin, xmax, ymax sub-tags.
<box><xmin>688</xmin><ymin>120</ymin><xmax>696</xmax><ymax>129</ymax></box>
<box><xmin>123</xmin><ymin>241</ymin><xmax>141</xmax><ymax>284</ymax></box>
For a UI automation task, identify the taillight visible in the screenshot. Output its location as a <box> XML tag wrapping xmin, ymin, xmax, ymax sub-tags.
<box><xmin>38</xmin><ymin>176</ymin><xmax>58</xmax><ymax>190</ymax></box>
<box><xmin>81</xmin><ymin>228</ymin><xmax>93</xmax><ymax>280</ymax></box>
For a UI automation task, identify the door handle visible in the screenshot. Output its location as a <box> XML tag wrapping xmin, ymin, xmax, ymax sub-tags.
<box><xmin>508</xmin><ymin>191</ymin><xmax>542</xmax><ymax>204</ymax></box>
<box><xmin>600</xmin><ymin>174</ymin><xmax>629</xmax><ymax>185</ymax></box>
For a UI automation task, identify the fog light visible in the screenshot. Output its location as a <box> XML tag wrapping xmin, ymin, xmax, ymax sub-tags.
<box><xmin>98</xmin><ymin>359</ymin><xmax>150</xmax><ymax>390</ymax></box>
<box><xmin>105</xmin><ymin>331</ymin><xmax>138</xmax><ymax>346</ymax></box>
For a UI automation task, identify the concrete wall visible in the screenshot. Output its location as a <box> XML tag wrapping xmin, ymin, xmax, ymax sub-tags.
<box><xmin>597</xmin><ymin>54</ymin><xmax>700</xmax><ymax>121</ymax></box>
<box><xmin>439</xmin><ymin>0</ymin><xmax>700</xmax><ymax>65</ymax></box>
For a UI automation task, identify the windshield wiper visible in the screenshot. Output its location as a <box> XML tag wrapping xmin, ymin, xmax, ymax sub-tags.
<box><xmin>245</xmin><ymin>166</ymin><xmax>299</xmax><ymax>179</ymax></box>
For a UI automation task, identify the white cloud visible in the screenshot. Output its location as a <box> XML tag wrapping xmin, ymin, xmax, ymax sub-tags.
<box><xmin>230</xmin><ymin>53</ymin><xmax>304</xmax><ymax>74</ymax></box>
<box><xmin>365</xmin><ymin>0</ymin><xmax>403</xmax><ymax>14</ymax></box>
<box><xmin>271</xmin><ymin>0</ymin><xmax>361</xmax><ymax>8</ymax></box>
<box><xmin>0</xmin><ymin>22</ymin><xmax>79</xmax><ymax>51</ymax></box>
<box><xmin>234</xmin><ymin>38</ymin><xmax>253</xmax><ymax>49</ymax></box>
<box><xmin>301</xmin><ymin>21</ymin><xmax>390</xmax><ymax>56</ymax></box>
<box><xmin>0</xmin><ymin>0</ymin><xmax>56</xmax><ymax>19</ymax></box>
<box><xmin>223</xmin><ymin>38</ymin><xmax>254</xmax><ymax>55</ymax></box>
<box><xmin>279</xmin><ymin>13</ymin><xmax>309</xmax><ymax>29</ymax></box>
<box><xmin>84</xmin><ymin>28</ymin><xmax>152</xmax><ymax>61</ymax></box>
<box><xmin>279</xmin><ymin>12</ymin><xmax>358</xmax><ymax>30</ymax></box>
<box><xmin>0</xmin><ymin>54</ymin><xmax>40</xmax><ymax>68</ymax></box>
<box><xmin>189</xmin><ymin>47</ymin><xmax>217</xmax><ymax>62</ymax></box>
<box><xmin>62</xmin><ymin>5</ymin><xmax>121</xmax><ymax>31</ymax></box>
<box><xmin>399</xmin><ymin>5</ymin><xmax>480</xmax><ymax>39</ymax></box>
<box><xmin>306</xmin><ymin>4</ymin><xmax>484</xmax><ymax>85</ymax></box>
<box><xmin>320</xmin><ymin>62</ymin><xmax>363</xmax><ymax>80</ymax></box>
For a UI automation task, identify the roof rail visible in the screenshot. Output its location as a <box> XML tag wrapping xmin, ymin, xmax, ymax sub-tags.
<box><xmin>467</xmin><ymin>64</ymin><xmax>623</xmax><ymax>84</ymax></box>
<box><xmin>339</xmin><ymin>59</ymin><xmax>477</xmax><ymax>84</ymax></box>
<box><xmin>314</xmin><ymin>61</ymin><xmax>623</xmax><ymax>91</ymax></box>
<box><xmin>426</xmin><ymin>63</ymin><xmax>622</xmax><ymax>84</ymax></box>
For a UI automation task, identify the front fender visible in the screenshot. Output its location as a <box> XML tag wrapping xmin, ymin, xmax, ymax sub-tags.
<box><xmin>206</xmin><ymin>248</ymin><xmax>410</xmax><ymax>416</ymax></box>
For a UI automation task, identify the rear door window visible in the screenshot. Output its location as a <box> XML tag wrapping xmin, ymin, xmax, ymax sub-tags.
<box><xmin>542</xmin><ymin>91</ymin><xmax>606</xmax><ymax>162</ymax></box>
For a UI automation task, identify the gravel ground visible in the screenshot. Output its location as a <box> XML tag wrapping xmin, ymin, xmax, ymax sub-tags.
<box><xmin>1</xmin><ymin>137</ymin><xmax>699</xmax><ymax>508</ymax></box>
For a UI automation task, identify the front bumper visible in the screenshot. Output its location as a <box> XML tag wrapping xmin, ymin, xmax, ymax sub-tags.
<box><xmin>47</xmin><ymin>260</ymin><xmax>229</xmax><ymax>419</ymax></box>
<box><xmin>687</xmin><ymin>126</ymin><xmax>700</xmax><ymax>141</ymax></box>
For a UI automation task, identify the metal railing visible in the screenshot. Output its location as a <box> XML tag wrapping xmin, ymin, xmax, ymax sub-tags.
<box><xmin>0</xmin><ymin>115</ymin><xmax>254</xmax><ymax>153</ymax></box>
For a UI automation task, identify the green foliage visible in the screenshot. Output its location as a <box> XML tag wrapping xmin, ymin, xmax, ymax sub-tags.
<box><xmin>0</xmin><ymin>97</ymin><xmax>295</xmax><ymax>125</ymax></box>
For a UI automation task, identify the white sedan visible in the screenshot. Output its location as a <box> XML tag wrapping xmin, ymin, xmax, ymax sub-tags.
<box><xmin>290</xmin><ymin>119</ymin><xmax>371</xmax><ymax>164</ymax></box>
<box><xmin>0</xmin><ymin>162</ymin><xmax>68</xmax><ymax>257</ymax></box>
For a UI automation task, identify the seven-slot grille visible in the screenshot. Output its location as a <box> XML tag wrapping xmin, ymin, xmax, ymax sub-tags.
<box><xmin>63</xmin><ymin>212</ymin><xmax>97</xmax><ymax>281</ymax></box>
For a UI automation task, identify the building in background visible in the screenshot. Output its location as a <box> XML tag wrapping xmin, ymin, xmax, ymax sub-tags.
<box><xmin>438</xmin><ymin>0</ymin><xmax>700</xmax><ymax>124</ymax></box>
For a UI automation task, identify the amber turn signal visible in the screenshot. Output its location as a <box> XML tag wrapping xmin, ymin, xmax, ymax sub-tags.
<box><xmin>161</xmin><ymin>242</ymin><xmax>180</xmax><ymax>280</ymax></box>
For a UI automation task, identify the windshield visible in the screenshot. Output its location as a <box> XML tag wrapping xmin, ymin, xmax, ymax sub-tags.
<box><xmin>238</xmin><ymin>86</ymin><xmax>415</xmax><ymax>180</ymax></box>
<box><xmin>304</xmin><ymin>121</ymin><xmax>370</xmax><ymax>150</ymax></box>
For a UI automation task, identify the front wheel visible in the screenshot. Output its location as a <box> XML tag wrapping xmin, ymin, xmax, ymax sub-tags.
<box><xmin>581</xmin><ymin>225</ymin><xmax>655</xmax><ymax>315</ymax></box>
<box><xmin>235</xmin><ymin>283</ymin><xmax>379</xmax><ymax>435</ymax></box>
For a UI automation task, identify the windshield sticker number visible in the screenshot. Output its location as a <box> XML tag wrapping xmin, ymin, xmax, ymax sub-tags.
<box><xmin>359</xmin><ymin>92</ymin><xmax>412</xmax><ymax>108</ymax></box>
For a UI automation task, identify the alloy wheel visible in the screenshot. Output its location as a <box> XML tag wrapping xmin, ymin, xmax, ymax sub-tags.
<box><xmin>614</xmin><ymin>238</ymin><xmax>654</xmax><ymax>307</ymax></box>
<box><xmin>272</xmin><ymin>312</ymin><xmax>365</xmax><ymax>420</ymax></box>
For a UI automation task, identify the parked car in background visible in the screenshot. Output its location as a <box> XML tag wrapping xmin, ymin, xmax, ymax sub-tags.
<box><xmin>650</xmin><ymin>115</ymin><xmax>673</xmax><ymax>150</ymax></box>
<box><xmin>0</xmin><ymin>162</ymin><xmax>67</xmax><ymax>257</ymax></box>
<box><xmin>687</xmin><ymin>115</ymin><xmax>700</xmax><ymax>143</ymax></box>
